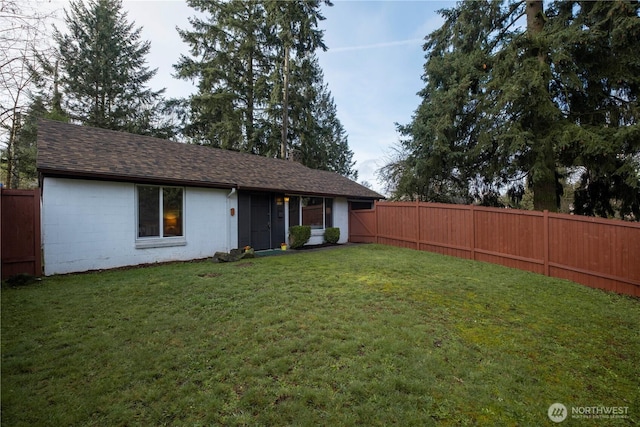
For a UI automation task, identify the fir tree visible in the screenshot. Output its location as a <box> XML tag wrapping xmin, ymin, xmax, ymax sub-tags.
<box><xmin>9</xmin><ymin>96</ymin><xmax>69</xmax><ymax>188</ymax></box>
<box><xmin>176</xmin><ymin>0</ymin><xmax>357</xmax><ymax>178</ymax></box>
<box><xmin>51</xmin><ymin>0</ymin><xmax>165</xmax><ymax>134</ymax></box>
<box><xmin>548</xmin><ymin>1</ymin><xmax>640</xmax><ymax>218</ymax></box>
<box><xmin>175</xmin><ymin>0</ymin><xmax>270</xmax><ymax>152</ymax></box>
<box><xmin>385</xmin><ymin>0</ymin><xmax>639</xmax><ymax>218</ymax></box>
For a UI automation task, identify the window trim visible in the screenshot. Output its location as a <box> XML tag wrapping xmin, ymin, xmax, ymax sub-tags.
<box><xmin>135</xmin><ymin>185</ymin><xmax>186</xmax><ymax>249</ymax></box>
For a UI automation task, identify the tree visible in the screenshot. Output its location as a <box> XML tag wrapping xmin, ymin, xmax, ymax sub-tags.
<box><xmin>264</xmin><ymin>0</ymin><xmax>331</xmax><ymax>158</ymax></box>
<box><xmin>270</xmin><ymin>54</ymin><xmax>356</xmax><ymax>178</ymax></box>
<box><xmin>176</xmin><ymin>0</ymin><xmax>356</xmax><ymax>178</ymax></box>
<box><xmin>384</xmin><ymin>0</ymin><xmax>639</xmax><ymax>218</ymax></box>
<box><xmin>384</xmin><ymin>1</ymin><xmax>525</xmax><ymax>203</ymax></box>
<box><xmin>50</xmin><ymin>0</ymin><xmax>166</xmax><ymax>135</ymax></box>
<box><xmin>175</xmin><ymin>0</ymin><xmax>271</xmax><ymax>152</ymax></box>
<box><xmin>547</xmin><ymin>1</ymin><xmax>640</xmax><ymax>218</ymax></box>
<box><xmin>307</xmin><ymin>76</ymin><xmax>356</xmax><ymax>179</ymax></box>
<box><xmin>9</xmin><ymin>96</ymin><xmax>68</xmax><ymax>188</ymax></box>
<box><xmin>0</xmin><ymin>0</ymin><xmax>54</xmax><ymax>188</ymax></box>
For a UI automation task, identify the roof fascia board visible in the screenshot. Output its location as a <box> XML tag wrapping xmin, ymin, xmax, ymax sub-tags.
<box><xmin>38</xmin><ymin>170</ymin><xmax>236</xmax><ymax>190</ymax></box>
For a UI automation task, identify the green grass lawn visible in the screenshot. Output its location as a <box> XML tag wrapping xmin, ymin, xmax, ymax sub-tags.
<box><xmin>2</xmin><ymin>244</ymin><xmax>638</xmax><ymax>426</ymax></box>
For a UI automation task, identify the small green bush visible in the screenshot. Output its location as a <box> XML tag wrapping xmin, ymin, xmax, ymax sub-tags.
<box><xmin>324</xmin><ymin>227</ymin><xmax>340</xmax><ymax>244</ymax></box>
<box><xmin>289</xmin><ymin>225</ymin><xmax>311</xmax><ymax>249</ymax></box>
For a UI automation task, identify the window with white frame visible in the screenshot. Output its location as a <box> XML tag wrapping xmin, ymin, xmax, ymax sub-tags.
<box><xmin>137</xmin><ymin>185</ymin><xmax>184</xmax><ymax>240</ymax></box>
<box><xmin>299</xmin><ymin>196</ymin><xmax>333</xmax><ymax>229</ymax></box>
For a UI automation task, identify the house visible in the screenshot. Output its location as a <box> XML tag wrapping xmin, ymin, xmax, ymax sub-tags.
<box><xmin>36</xmin><ymin>120</ymin><xmax>383</xmax><ymax>275</ymax></box>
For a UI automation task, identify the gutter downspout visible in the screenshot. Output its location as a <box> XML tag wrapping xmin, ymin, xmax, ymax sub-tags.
<box><xmin>226</xmin><ymin>188</ymin><xmax>237</xmax><ymax>252</ymax></box>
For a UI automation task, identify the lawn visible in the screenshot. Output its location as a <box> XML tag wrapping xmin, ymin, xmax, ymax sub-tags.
<box><xmin>2</xmin><ymin>244</ymin><xmax>638</xmax><ymax>426</ymax></box>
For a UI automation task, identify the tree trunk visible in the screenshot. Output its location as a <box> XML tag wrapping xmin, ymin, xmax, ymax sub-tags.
<box><xmin>527</xmin><ymin>0</ymin><xmax>558</xmax><ymax>212</ymax></box>
<box><xmin>6</xmin><ymin>112</ymin><xmax>18</xmax><ymax>188</ymax></box>
<box><xmin>246</xmin><ymin>50</ymin><xmax>255</xmax><ymax>153</ymax></box>
<box><xmin>532</xmin><ymin>141</ymin><xmax>558</xmax><ymax>211</ymax></box>
<box><xmin>526</xmin><ymin>0</ymin><xmax>544</xmax><ymax>33</ymax></box>
<box><xmin>281</xmin><ymin>45</ymin><xmax>289</xmax><ymax>160</ymax></box>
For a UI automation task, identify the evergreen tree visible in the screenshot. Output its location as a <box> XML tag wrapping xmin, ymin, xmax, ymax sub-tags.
<box><xmin>309</xmin><ymin>77</ymin><xmax>356</xmax><ymax>179</ymax></box>
<box><xmin>264</xmin><ymin>0</ymin><xmax>330</xmax><ymax>158</ymax></box>
<box><xmin>175</xmin><ymin>0</ymin><xmax>270</xmax><ymax>152</ymax></box>
<box><xmin>385</xmin><ymin>0</ymin><xmax>639</xmax><ymax>218</ymax></box>
<box><xmin>176</xmin><ymin>0</ymin><xmax>356</xmax><ymax>178</ymax></box>
<box><xmin>269</xmin><ymin>54</ymin><xmax>354</xmax><ymax>174</ymax></box>
<box><xmin>9</xmin><ymin>96</ymin><xmax>69</xmax><ymax>188</ymax></box>
<box><xmin>547</xmin><ymin>1</ymin><xmax>640</xmax><ymax>218</ymax></box>
<box><xmin>51</xmin><ymin>0</ymin><xmax>165</xmax><ymax>134</ymax></box>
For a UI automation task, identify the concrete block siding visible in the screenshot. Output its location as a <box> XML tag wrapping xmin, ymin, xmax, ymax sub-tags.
<box><xmin>42</xmin><ymin>178</ymin><xmax>238</xmax><ymax>275</ymax></box>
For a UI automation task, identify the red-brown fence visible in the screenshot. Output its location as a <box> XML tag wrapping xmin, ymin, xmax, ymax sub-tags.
<box><xmin>349</xmin><ymin>201</ymin><xmax>640</xmax><ymax>297</ymax></box>
<box><xmin>0</xmin><ymin>188</ymin><xmax>42</xmax><ymax>280</ymax></box>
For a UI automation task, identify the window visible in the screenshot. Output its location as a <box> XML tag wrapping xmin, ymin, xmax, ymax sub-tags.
<box><xmin>299</xmin><ymin>196</ymin><xmax>333</xmax><ymax>229</ymax></box>
<box><xmin>350</xmin><ymin>201</ymin><xmax>374</xmax><ymax>210</ymax></box>
<box><xmin>137</xmin><ymin>186</ymin><xmax>184</xmax><ymax>246</ymax></box>
<box><xmin>302</xmin><ymin>197</ymin><xmax>323</xmax><ymax>229</ymax></box>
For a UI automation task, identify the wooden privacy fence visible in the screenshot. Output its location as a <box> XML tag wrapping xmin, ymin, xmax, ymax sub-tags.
<box><xmin>0</xmin><ymin>188</ymin><xmax>42</xmax><ymax>280</ymax></box>
<box><xmin>349</xmin><ymin>201</ymin><xmax>640</xmax><ymax>297</ymax></box>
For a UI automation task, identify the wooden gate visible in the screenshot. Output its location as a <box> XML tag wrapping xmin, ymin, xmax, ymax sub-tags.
<box><xmin>1</xmin><ymin>188</ymin><xmax>41</xmax><ymax>279</ymax></box>
<box><xmin>348</xmin><ymin>204</ymin><xmax>377</xmax><ymax>243</ymax></box>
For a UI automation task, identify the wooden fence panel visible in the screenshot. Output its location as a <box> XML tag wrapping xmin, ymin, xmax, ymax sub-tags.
<box><xmin>1</xmin><ymin>189</ymin><xmax>42</xmax><ymax>279</ymax></box>
<box><xmin>348</xmin><ymin>201</ymin><xmax>640</xmax><ymax>297</ymax></box>
<box><xmin>474</xmin><ymin>208</ymin><xmax>546</xmax><ymax>274</ymax></box>
<box><xmin>548</xmin><ymin>214</ymin><xmax>640</xmax><ymax>296</ymax></box>
<box><xmin>418</xmin><ymin>203</ymin><xmax>472</xmax><ymax>259</ymax></box>
<box><xmin>377</xmin><ymin>202</ymin><xmax>418</xmax><ymax>249</ymax></box>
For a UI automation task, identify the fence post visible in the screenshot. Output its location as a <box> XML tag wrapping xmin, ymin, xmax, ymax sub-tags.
<box><xmin>0</xmin><ymin>188</ymin><xmax>3</xmax><ymax>280</ymax></box>
<box><xmin>416</xmin><ymin>200</ymin><xmax>420</xmax><ymax>250</ymax></box>
<box><xmin>374</xmin><ymin>200</ymin><xmax>379</xmax><ymax>244</ymax></box>
<box><xmin>543</xmin><ymin>209</ymin><xmax>549</xmax><ymax>277</ymax></box>
<box><xmin>33</xmin><ymin>189</ymin><xmax>42</xmax><ymax>276</ymax></box>
<box><xmin>470</xmin><ymin>204</ymin><xmax>475</xmax><ymax>260</ymax></box>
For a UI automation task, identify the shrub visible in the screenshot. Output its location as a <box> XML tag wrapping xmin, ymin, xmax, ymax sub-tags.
<box><xmin>324</xmin><ymin>227</ymin><xmax>340</xmax><ymax>244</ymax></box>
<box><xmin>289</xmin><ymin>225</ymin><xmax>311</xmax><ymax>249</ymax></box>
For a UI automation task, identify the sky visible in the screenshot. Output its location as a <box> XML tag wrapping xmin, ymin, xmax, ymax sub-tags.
<box><xmin>45</xmin><ymin>0</ymin><xmax>452</xmax><ymax>194</ymax></box>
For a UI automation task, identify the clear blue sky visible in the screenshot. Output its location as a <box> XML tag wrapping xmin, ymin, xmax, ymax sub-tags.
<box><xmin>51</xmin><ymin>0</ymin><xmax>453</xmax><ymax>193</ymax></box>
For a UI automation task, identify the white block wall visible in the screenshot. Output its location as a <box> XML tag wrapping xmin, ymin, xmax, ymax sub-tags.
<box><xmin>334</xmin><ymin>197</ymin><xmax>349</xmax><ymax>244</ymax></box>
<box><xmin>42</xmin><ymin>178</ymin><xmax>238</xmax><ymax>275</ymax></box>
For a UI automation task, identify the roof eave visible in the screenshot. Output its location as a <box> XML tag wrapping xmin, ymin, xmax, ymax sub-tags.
<box><xmin>38</xmin><ymin>168</ymin><xmax>237</xmax><ymax>190</ymax></box>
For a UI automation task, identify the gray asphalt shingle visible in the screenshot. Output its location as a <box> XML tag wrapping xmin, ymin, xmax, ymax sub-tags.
<box><xmin>37</xmin><ymin>119</ymin><xmax>383</xmax><ymax>199</ymax></box>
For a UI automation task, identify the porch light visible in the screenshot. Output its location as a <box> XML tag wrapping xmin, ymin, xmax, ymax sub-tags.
<box><xmin>284</xmin><ymin>196</ymin><xmax>290</xmax><ymax>203</ymax></box>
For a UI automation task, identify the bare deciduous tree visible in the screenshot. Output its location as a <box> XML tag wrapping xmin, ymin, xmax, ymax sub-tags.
<box><xmin>0</xmin><ymin>0</ymin><xmax>56</xmax><ymax>188</ymax></box>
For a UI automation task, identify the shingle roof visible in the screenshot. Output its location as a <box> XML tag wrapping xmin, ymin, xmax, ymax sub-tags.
<box><xmin>36</xmin><ymin>119</ymin><xmax>383</xmax><ymax>199</ymax></box>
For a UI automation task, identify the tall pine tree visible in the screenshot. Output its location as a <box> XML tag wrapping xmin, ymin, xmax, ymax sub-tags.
<box><xmin>384</xmin><ymin>0</ymin><xmax>639</xmax><ymax>218</ymax></box>
<box><xmin>9</xmin><ymin>96</ymin><xmax>68</xmax><ymax>188</ymax></box>
<box><xmin>51</xmin><ymin>0</ymin><xmax>165</xmax><ymax>134</ymax></box>
<box><xmin>175</xmin><ymin>0</ymin><xmax>271</xmax><ymax>152</ymax></box>
<box><xmin>175</xmin><ymin>0</ymin><xmax>356</xmax><ymax>178</ymax></box>
<box><xmin>548</xmin><ymin>1</ymin><xmax>640</xmax><ymax>218</ymax></box>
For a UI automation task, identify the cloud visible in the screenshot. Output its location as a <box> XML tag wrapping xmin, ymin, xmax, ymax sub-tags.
<box><xmin>327</xmin><ymin>38</ymin><xmax>424</xmax><ymax>53</ymax></box>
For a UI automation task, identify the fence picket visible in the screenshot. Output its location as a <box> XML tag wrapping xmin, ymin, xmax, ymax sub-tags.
<box><xmin>350</xmin><ymin>202</ymin><xmax>639</xmax><ymax>297</ymax></box>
